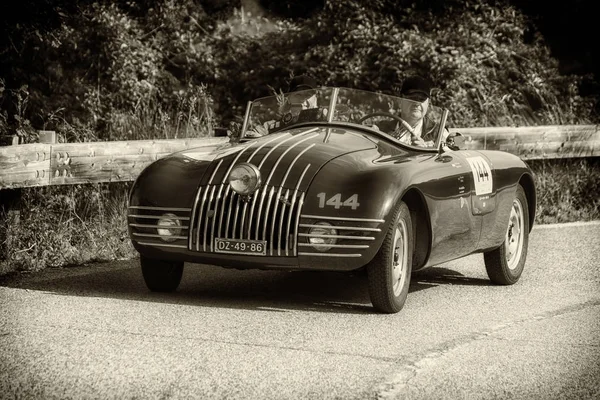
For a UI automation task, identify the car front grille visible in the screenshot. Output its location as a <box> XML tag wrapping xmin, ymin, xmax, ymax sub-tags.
<box><xmin>189</xmin><ymin>183</ymin><xmax>305</xmax><ymax>256</ymax></box>
<box><xmin>189</xmin><ymin>131</ymin><xmax>320</xmax><ymax>256</ymax></box>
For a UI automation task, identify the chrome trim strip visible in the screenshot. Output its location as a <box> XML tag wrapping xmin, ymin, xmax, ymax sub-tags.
<box><xmin>225</xmin><ymin>189</ymin><xmax>236</xmax><ymax>239</ymax></box>
<box><xmin>129</xmin><ymin>223</ymin><xmax>189</xmax><ymax>229</ymax></box>
<box><xmin>133</xmin><ymin>233</ymin><xmax>187</xmax><ymax>240</ymax></box>
<box><xmin>257</xmin><ymin>129</ymin><xmax>317</xmax><ymax>169</ymax></box>
<box><xmin>298</xmin><ymin>233</ymin><xmax>375</xmax><ymax>240</ymax></box>
<box><xmin>299</xmin><ymin>224</ymin><xmax>381</xmax><ymax>232</ymax></box>
<box><xmin>188</xmin><ymin>184</ymin><xmax>204</xmax><ymax>249</ymax></box>
<box><xmin>232</xmin><ymin>196</ymin><xmax>241</xmax><ymax>239</ymax></box>
<box><xmin>221</xmin><ymin>144</ymin><xmax>254</xmax><ymax>184</ymax></box>
<box><xmin>297</xmin><ymin>252</ymin><xmax>362</xmax><ymax>258</ymax></box>
<box><xmin>240</xmin><ymin>201</ymin><xmax>249</xmax><ymax>239</ymax></box>
<box><xmin>269</xmin><ymin>186</ymin><xmax>283</xmax><ymax>255</ymax></box>
<box><xmin>210</xmin><ymin>184</ymin><xmax>224</xmax><ymax>251</ymax></box>
<box><xmin>277</xmin><ymin>188</ymin><xmax>290</xmax><ymax>256</ymax></box>
<box><xmin>202</xmin><ymin>185</ymin><xmax>216</xmax><ymax>251</ymax></box>
<box><xmin>284</xmin><ymin>189</ymin><xmax>297</xmax><ymax>257</ymax></box>
<box><xmin>254</xmin><ymin>184</ymin><xmax>269</xmax><ymax>239</ymax></box>
<box><xmin>327</xmin><ymin>88</ymin><xmax>339</xmax><ymax>123</ymax></box>
<box><xmin>293</xmin><ymin>193</ymin><xmax>305</xmax><ymax>256</ymax></box>
<box><xmin>280</xmin><ymin>143</ymin><xmax>316</xmax><ymax>186</ymax></box>
<box><xmin>128</xmin><ymin>206</ymin><xmax>191</xmax><ymax>212</ymax></box>
<box><xmin>297</xmin><ymin>243</ymin><xmax>369</xmax><ymax>249</ymax></box>
<box><xmin>262</xmin><ymin>187</ymin><xmax>276</xmax><ymax>241</ymax></box>
<box><xmin>195</xmin><ymin>186</ymin><xmax>209</xmax><ymax>251</ymax></box>
<box><xmin>128</xmin><ymin>215</ymin><xmax>190</xmax><ymax>221</ymax></box>
<box><xmin>247</xmin><ymin>190</ymin><xmax>260</xmax><ymax>240</ymax></box>
<box><xmin>247</xmin><ymin>133</ymin><xmax>291</xmax><ymax>163</ymax></box>
<box><xmin>218</xmin><ymin>185</ymin><xmax>231</xmax><ymax>239</ymax></box>
<box><xmin>291</xmin><ymin>165</ymin><xmax>310</xmax><ymax>256</ymax></box>
<box><xmin>241</xmin><ymin>100</ymin><xmax>252</xmax><ymax>134</ymax></box>
<box><xmin>209</xmin><ymin>159</ymin><xmax>224</xmax><ymax>186</ymax></box>
<box><xmin>300</xmin><ymin>215</ymin><xmax>385</xmax><ymax>223</ymax></box>
<box><xmin>263</xmin><ymin>133</ymin><xmax>319</xmax><ymax>186</ymax></box>
<box><xmin>136</xmin><ymin>241</ymin><xmax>188</xmax><ymax>249</ymax></box>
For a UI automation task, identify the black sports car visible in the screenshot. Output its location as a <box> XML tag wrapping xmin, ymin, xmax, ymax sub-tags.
<box><xmin>128</xmin><ymin>87</ymin><xmax>535</xmax><ymax>313</ymax></box>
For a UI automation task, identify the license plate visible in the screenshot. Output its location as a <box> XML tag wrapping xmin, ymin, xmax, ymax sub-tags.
<box><xmin>214</xmin><ymin>238</ymin><xmax>267</xmax><ymax>256</ymax></box>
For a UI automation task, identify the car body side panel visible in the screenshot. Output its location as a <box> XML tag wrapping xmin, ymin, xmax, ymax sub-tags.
<box><xmin>476</xmin><ymin>151</ymin><xmax>535</xmax><ymax>251</ymax></box>
<box><xmin>408</xmin><ymin>152</ymin><xmax>482</xmax><ymax>267</ymax></box>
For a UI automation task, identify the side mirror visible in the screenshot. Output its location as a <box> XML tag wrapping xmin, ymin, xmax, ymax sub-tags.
<box><xmin>446</xmin><ymin>132</ymin><xmax>466</xmax><ymax>151</ymax></box>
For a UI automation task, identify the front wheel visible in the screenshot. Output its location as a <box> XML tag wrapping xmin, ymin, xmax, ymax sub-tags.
<box><xmin>367</xmin><ymin>201</ymin><xmax>413</xmax><ymax>313</ymax></box>
<box><xmin>140</xmin><ymin>255</ymin><xmax>184</xmax><ymax>292</ymax></box>
<box><xmin>484</xmin><ymin>185</ymin><xmax>529</xmax><ymax>285</ymax></box>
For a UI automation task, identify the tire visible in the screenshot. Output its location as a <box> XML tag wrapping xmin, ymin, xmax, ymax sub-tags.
<box><xmin>367</xmin><ymin>201</ymin><xmax>413</xmax><ymax>313</ymax></box>
<box><xmin>140</xmin><ymin>255</ymin><xmax>184</xmax><ymax>292</ymax></box>
<box><xmin>484</xmin><ymin>184</ymin><xmax>529</xmax><ymax>285</ymax></box>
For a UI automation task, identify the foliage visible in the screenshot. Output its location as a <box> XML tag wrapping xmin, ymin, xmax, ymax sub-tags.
<box><xmin>0</xmin><ymin>184</ymin><xmax>135</xmax><ymax>274</ymax></box>
<box><xmin>529</xmin><ymin>158</ymin><xmax>600</xmax><ymax>224</ymax></box>
<box><xmin>1</xmin><ymin>0</ymin><xmax>597</xmax><ymax>143</ymax></box>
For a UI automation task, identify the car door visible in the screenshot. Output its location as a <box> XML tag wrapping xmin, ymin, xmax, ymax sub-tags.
<box><xmin>416</xmin><ymin>151</ymin><xmax>482</xmax><ymax>266</ymax></box>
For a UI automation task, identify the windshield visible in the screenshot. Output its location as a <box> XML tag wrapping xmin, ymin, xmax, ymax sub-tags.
<box><xmin>242</xmin><ymin>87</ymin><xmax>447</xmax><ymax>149</ymax></box>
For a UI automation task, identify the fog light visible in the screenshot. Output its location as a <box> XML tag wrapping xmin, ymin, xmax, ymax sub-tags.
<box><xmin>308</xmin><ymin>222</ymin><xmax>338</xmax><ymax>251</ymax></box>
<box><xmin>156</xmin><ymin>213</ymin><xmax>182</xmax><ymax>242</ymax></box>
<box><xmin>228</xmin><ymin>163</ymin><xmax>261</xmax><ymax>195</ymax></box>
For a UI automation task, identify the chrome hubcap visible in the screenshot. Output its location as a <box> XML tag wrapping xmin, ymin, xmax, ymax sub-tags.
<box><xmin>392</xmin><ymin>219</ymin><xmax>409</xmax><ymax>296</ymax></box>
<box><xmin>505</xmin><ymin>198</ymin><xmax>524</xmax><ymax>270</ymax></box>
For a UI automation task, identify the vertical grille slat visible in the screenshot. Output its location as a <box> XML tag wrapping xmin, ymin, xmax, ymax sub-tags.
<box><xmin>209</xmin><ymin>184</ymin><xmax>225</xmax><ymax>251</ymax></box>
<box><xmin>293</xmin><ymin>193</ymin><xmax>305</xmax><ymax>256</ymax></box>
<box><xmin>203</xmin><ymin>185</ymin><xmax>217</xmax><ymax>251</ymax></box>
<box><xmin>240</xmin><ymin>202</ymin><xmax>249</xmax><ymax>239</ymax></box>
<box><xmin>254</xmin><ymin>185</ymin><xmax>269</xmax><ymax>240</ymax></box>
<box><xmin>262</xmin><ymin>187</ymin><xmax>276</xmax><ymax>241</ymax></box>
<box><xmin>225</xmin><ymin>189</ymin><xmax>235</xmax><ymax>239</ymax></box>
<box><xmin>195</xmin><ymin>186</ymin><xmax>209</xmax><ymax>251</ymax></box>
<box><xmin>269</xmin><ymin>186</ymin><xmax>284</xmax><ymax>255</ymax></box>
<box><xmin>232</xmin><ymin>196</ymin><xmax>242</xmax><ymax>239</ymax></box>
<box><xmin>278</xmin><ymin>189</ymin><xmax>290</xmax><ymax>256</ymax></box>
<box><xmin>217</xmin><ymin>186</ymin><xmax>230</xmax><ymax>239</ymax></box>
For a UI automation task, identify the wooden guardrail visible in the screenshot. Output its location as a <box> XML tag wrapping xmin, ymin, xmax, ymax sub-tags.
<box><xmin>0</xmin><ymin>138</ymin><xmax>229</xmax><ymax>190</ymax></box>
<box><xmin>451</xmin><ymin>125</ymin><xmax>600</xmax><ymax>159</ymax></box>
<box><xmin>1</xmin><ymin>125</ymin><xmax>599</xmax><ymax>190</ymax></box>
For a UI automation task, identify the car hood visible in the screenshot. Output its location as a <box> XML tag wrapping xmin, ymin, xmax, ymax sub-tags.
<box><xmin>177</xmin><ymin>126</ymin><xmax>379</xmax><ymax>191</ymax></box>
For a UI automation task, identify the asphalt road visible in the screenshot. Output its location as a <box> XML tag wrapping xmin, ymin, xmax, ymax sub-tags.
<box><xmin>1</xmin><ymin>222</ymin><xmax>599</xmax><ymax>399</ymax></box>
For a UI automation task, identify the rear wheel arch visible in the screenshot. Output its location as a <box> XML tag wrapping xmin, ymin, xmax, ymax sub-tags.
<box><xmin>401</xmin><ymin>188</ymin><xmax>431</xmax><ymax>270</ymax></box>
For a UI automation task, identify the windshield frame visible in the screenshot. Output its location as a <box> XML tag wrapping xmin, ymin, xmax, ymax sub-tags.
<box><xmin>241</xmin><ymin>87</ymin><xmax>449</xmax><ymax>151</ymax></box>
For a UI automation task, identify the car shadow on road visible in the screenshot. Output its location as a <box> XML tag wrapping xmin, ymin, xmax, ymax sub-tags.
<box><xmin>0</xmin><ymin>259</ymin><xmax>491</xmax><ymax>314</ymax></box>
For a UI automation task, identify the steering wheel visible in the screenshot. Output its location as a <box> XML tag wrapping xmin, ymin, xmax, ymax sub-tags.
<box><xmin>357</xmin><ymin>112</ymin><xmax>415</xmax><ymax>141</ymax></box>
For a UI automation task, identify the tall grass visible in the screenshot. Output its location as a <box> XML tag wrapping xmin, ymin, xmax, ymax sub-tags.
<box><xmin>0</xmin><ymin>183</ymin><xmax>135</xmax><ymax>275</ymax></box>
<box><xmin>529</xmin><ymin>158</ymin><xmax>600</xmax><ymax>224</ymax></box>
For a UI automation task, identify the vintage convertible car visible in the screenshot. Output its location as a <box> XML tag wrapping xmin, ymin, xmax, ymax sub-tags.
<box><xmin>128</xmin><ymin>87</ymin><xmax>536</xmax><ymax>313</ymax></box>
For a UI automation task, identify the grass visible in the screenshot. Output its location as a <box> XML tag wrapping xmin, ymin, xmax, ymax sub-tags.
<box><xmin>0</xmin><ymin>157</ymin><xmax>598</xmax><ymax>276</ymax></box>
<box><xmin>528</xmin><ymin>158</ymin><xmax>600</xmax><ymax>223</ymax></box>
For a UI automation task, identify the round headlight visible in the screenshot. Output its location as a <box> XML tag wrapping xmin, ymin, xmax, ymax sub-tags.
<box><xmin>308</xmin><ymin>222</ymin><xmax>338</xmax><ymax>252</ymax></box>
<box><xmin>156</xmin><ymin>213</ymin><xmax>182</xmax><ymax>242</ymax></box>
<box><xmin>228</xmin><ymin>163</ymin><xmax>261</xmax><ymax>195</ymax></box>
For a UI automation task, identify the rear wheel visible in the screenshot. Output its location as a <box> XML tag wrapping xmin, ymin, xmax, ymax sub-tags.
<box><xmin>484</xmin><ymin>185</ymin><xmax>529</xmax><ymax>285</ymax></box>
<box><xmin>367</xmin><ymin>201</ymin><xmax>413</xmax><ymax>313</ymax></box>
<box><xmin>140</xmin><ymin>255</ymin><xmax>184</xmax><ymax>292</ymax></box>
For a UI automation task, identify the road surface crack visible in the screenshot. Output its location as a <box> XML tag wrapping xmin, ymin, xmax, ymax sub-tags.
<box><xmin>375</xmin><ymin>298</ymin><xmax>600</xmax><ymax>399</ymax></box>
